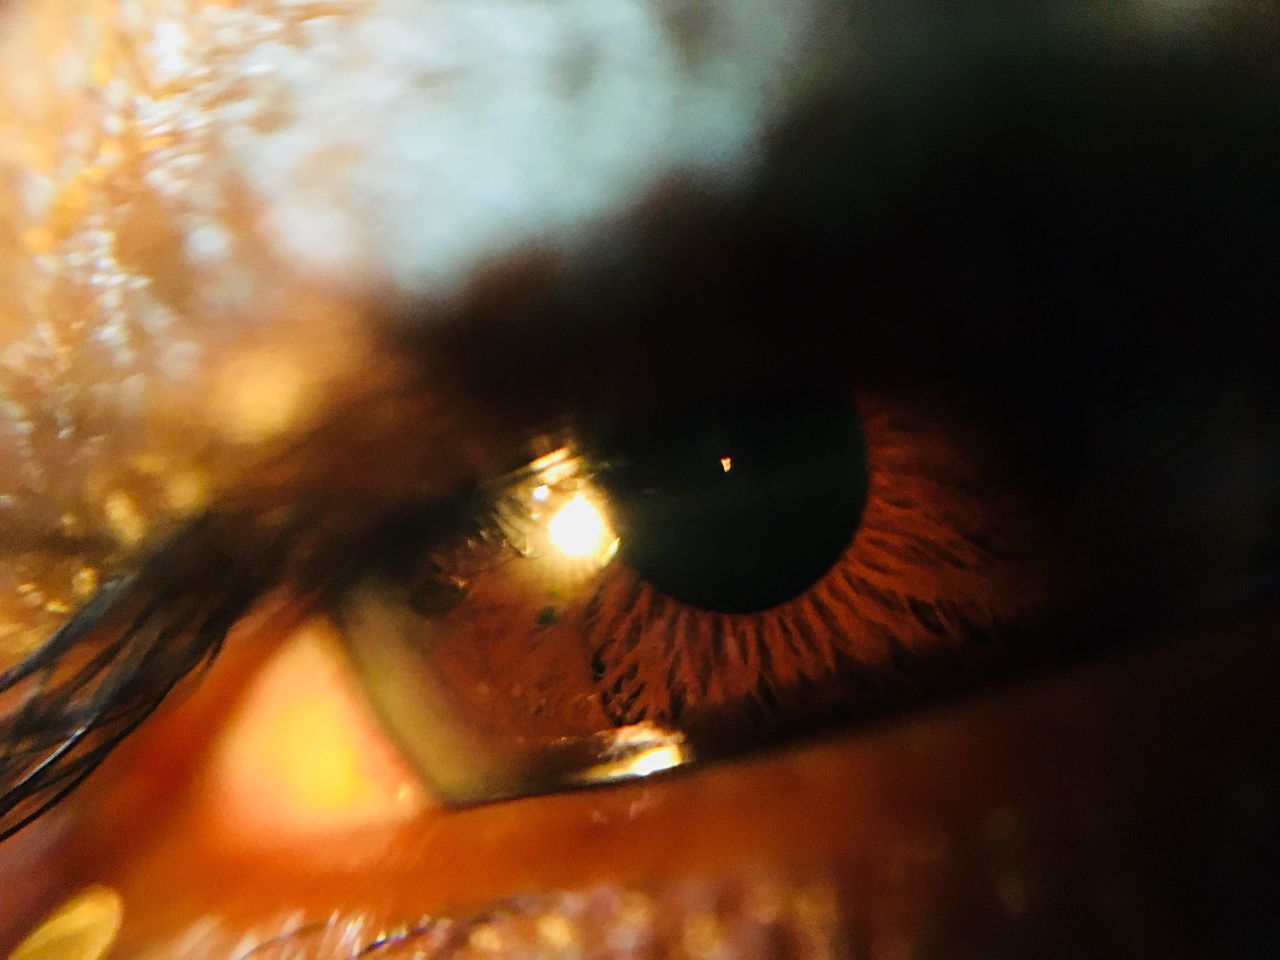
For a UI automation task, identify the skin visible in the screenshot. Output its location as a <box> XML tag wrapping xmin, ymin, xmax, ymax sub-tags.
<box><xmin>2</xmin><ymin>1</ymin><xmax>1280</xmax><ymax>957</ymax></box>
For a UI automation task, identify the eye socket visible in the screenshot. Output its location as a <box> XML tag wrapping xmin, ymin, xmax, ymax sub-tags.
<box><xmin>336</xmin><ymin>387</ymin><xmax>1045</xmax><ymax>806</ymax></box>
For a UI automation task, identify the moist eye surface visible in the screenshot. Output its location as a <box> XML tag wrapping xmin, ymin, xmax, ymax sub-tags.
<box><xmin>336</xmin><ymin>386</ymin><xmax>1041</xmax><ymax>804</ymax></box>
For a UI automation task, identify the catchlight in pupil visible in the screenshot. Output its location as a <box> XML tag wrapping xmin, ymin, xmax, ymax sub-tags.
<box><xmin>599</xmin><ymin>390</ymin><xmax>868</xmax><ymax>613</ymax></box>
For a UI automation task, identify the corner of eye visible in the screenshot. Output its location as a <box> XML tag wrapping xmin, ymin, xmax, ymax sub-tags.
<box><xmin>189</xmin><ymin>616</ymin><xmax>434</xmax><ymax>858</ymax></box>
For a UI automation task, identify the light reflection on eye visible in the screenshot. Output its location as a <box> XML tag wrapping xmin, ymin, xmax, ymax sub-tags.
<box><xmin>546</xmin><ymin>493</ymin><xmax>617</xmax><ymax>563</ymax></box>
<box><xmin>569</xmin><ymin>724</ymin><xmax>693</xmax><ymax>787</ymax></box>
<box><xmin>498</xmin><ymin>450</ymin><xmax>620</xmax><ymax>572</ymax></box>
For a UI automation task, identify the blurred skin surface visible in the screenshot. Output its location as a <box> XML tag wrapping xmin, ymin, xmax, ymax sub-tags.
<box><xmin>2</xmin><ymin>1</ymin><xmax>1280</xmax><ymax>958</ymax></box>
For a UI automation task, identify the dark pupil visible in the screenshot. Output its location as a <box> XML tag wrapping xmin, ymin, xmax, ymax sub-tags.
<box><xmin>599</xmin><ymin>389</ymin><xmax>868</xmax><ymax>614</ymax></box>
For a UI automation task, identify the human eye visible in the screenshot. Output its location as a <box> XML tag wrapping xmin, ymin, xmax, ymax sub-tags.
<box><xmin>1</xmin><ymin>376</ymin><xmax>1044</xmax><ymax>826</ymax></box>
<box><xmin>4</xmin><ymin>1</ymin><xmax>1280</xmax><ymax>958</ymax></box>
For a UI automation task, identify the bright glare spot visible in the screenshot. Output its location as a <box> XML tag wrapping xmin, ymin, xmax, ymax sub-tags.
<box><xmin>615</xmin><ymin>743</ymin><xmax>688</xmax><ymax>778</ymax></box>
<box><xmin>547</xmin><ymin>493</ymin><xmax>615</xmax><ymax>559</ymax></box>
<box><xmin>720</xmin><ymin>456</ymin><xmax>733</xmax><ymax>473</ymax></box>
<box><xmin>532</xmin><ymin>484</ymin><xmax>551</xmax><ymax>502</ymax></box>
<box><xmin>573</xmin><ymin>724</ymin><xmax>694</xmax><ymax>787</ymax></box>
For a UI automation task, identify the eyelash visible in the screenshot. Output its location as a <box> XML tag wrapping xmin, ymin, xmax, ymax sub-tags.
<box><xmin>0</xmin><ymin>514</ymin><xmax>273</xmax><ymax>840</ymax></box>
